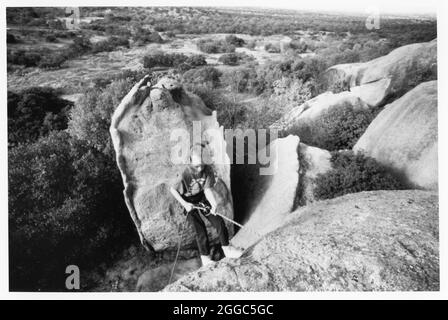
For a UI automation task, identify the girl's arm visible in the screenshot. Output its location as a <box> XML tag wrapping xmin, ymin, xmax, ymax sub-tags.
<box><xmin>170</xmin><ymin>187</ymin><xmax>193</xmax><ymax>212</ymax></box>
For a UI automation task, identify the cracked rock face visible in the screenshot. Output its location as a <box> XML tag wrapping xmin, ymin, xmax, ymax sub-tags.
<box><xmin>354</xmin><ymin>81</ymin><xmax>438</xmax><ymax>190</ymax></box>
<box><xmin>110</xmin><ymin>75</ymin><xmax>233</xmax><ymax>252</ymax></box>
<box><xmin>231</xmin><ymin>136</ymin><xmax>332</xmax><ymax>249</ymax></box>
<box><xmin>164</xmin><ymin>190</ymin><xmax>439</xmax><ymax>292</ymax></box>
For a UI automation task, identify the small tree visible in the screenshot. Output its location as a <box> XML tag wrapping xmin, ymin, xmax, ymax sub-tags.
<box><xmin>313</xmin><ymin>151</ymin><xmax>406</xmax><ymax>200</ymax></box>
<box><xmin>67</xmin><ymin>79</ymin><xmax>133</xmax><ymax>155</ymax></box>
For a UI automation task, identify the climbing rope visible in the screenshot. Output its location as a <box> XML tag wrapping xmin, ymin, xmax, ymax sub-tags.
<box><xmin>167</xmin><ymin>205</ymin><xmax>263</xmax><ymax>286</ymax></box>
<box><xmin>168</xmin><ymin>211</ymin><xmax>190</xmax><ymax>286</ymax></box>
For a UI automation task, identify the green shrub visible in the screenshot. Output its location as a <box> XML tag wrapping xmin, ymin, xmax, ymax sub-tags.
<box><xmin>218</xmin><ymin>52</ymin><xmax>254</xmax><ymax>66</ymax></box>
<box><xmin>291</xmin><ymin>103</ymin><xmax>377</xmax><ymax>151</ymax></box>
<box><xmin>133</xmin><ymin>27</ymin><xmax>163</xmax><ymax>44</ymax></box>
<box><xmin>142</xmin><ymin>51</ymin><xmax>187</xmax><ymax>69</ymax></box>
<box><xmin>91</xmin><ymin>36</ymin><xmax>130</xmax><ymax>53</ymax></box>
<box><xmin>189</xmin><ymin>87</ymin><xmax>247</xmax><ymax>129</ymax></box>
<box><xmin>9</xmin><ymin>131</ymin><xmax>134</xmax><ymax>291</ymax></box>
<box><xmin>221</xmin><ymin>67</ymin><xmax>258</xmax><ymax>93</ymax></box>
<box><xmin>37</xmin><ymin>52</ymin><xmax>68</xmax><ymax>69</ymax></box>
<box><xmin>91</xmin><ymin>69</ymin><xmax>148</xmax><ymax>89</ymax></box>
<box><xmin>313</xmin><ymin>151</ymin><xmax>406</xmax><ymax>200</ymax></box>
<box><xmin>68</xmin><ymin>79</ymin><xmax>133</xmax><ymax>155</ymax></box>
<box><xmin>197</xmin><ymin>39</ymin><xmax>236</xmax><ymax>53</ymax></box>
<box><xmin>68</xmin><ymin>35</ymin><xmax>92</xmax><ymax>57</ymax></box>
<box><xmin>8</xmin><ymin>87</ymin><xmax>73</xmax><ymax>145</ymax></box>
<box><xmin>142</xmin><ymin>52</ymin><xmax>205</xmax><ymax>71</ymax></box>
<box><xmin>177</xmin><ymin>54</ymin><xmax>207</xmax><ymax>71</ymax></box>
<box><xmin>7</xmin><ymin>50</ymin><xmax>42</xmax><ymax>67</ymax></box>
<box><xmin>219</xmin><ymin>53</ymin><xmax>240</xmax><ymax>66</ymax></box>
<box><xmin>225</xmin><ymin>35</ymin><xmax>245</xmax><ymax>47</ymax></box>
<box><xmin>45</xmin><ymin>35</ymin><xmax>58</xmax><ymax>43</ymax></box>
<box><xmin>182</xmin><ymin>66</ymin><xmax>222</xmax><ymax>89</ymax></box>
<box><xmin>264</xmin><ymin>42</ymin><xmax>281</xmax><ymax>53</ymax></box>
<box><xmin>7</xmin><ymin>33</ymin><xmax>18</xmax><ymax>43</ymax></box>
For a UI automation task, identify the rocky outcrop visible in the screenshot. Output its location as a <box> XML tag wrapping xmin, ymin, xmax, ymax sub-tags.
<box><xmin>296</xmin><ymin>143</ymin><xmax>332</xmax><ymax>205</ymax></box>
<box><xmin>272</xmin><ymin>40</ymin><xmax>437</xmax><ymax>134</ymax></box>
<box><xmin>324</xmin><ymin>39</ymin><xmax>437</xmax><ymax>107</ymax></box>
<box><xmin>354</xmin><ymin>80</ymin><xmax>438</xmax><ymax>190</ymax></box>
<box><xmin>231</xmin><ymin>136</ymin><xmax>332</xmax><ymax>249</ymax></box>
<box><xmin>231</xmin><ymin>135</ymin><xmax>300</xmax><ymax>249</ymax></box>
<box><xmin>110</xmin><ymin>75</ymin><xmax>233</xmax><ymax>252</ymax></box>
<box><xmin>165</xmin><ymin>190</ymin><xmax>439</xmax><ymax>291</ymax></box>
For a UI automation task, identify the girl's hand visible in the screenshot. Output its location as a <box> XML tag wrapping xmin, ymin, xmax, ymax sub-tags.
<box><xmin>183</xmin><ymin>202</ymin><xmax>193</xmax><ymax>212</ymax></box>
<box><xmin>209</xmin><ymin>206</ymin><xmax>217</xmax><ymax>215</ymax></box>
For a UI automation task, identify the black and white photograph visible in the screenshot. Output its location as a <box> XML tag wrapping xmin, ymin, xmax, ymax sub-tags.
<box><xmin>2</xmin><ymin>0</ymin><xmax>446</xmax><ymax>302</ymax></box>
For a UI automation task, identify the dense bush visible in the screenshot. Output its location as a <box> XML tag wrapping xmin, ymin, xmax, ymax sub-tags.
<box><xmin>91</xmin><ymin>69</ymin><xmax>148</xmax><ymax>89</ymax></box>
<box><xmin>9</xmin><ymin>131</ymin><xmax>134</xmax><ymax>291</ymax></box>
<box><xmin>91</xmin><ymin>36</ymin><xmax>130</xmax><ymax>53</ymax></box>
<box><xmin>290</xmin><ymin>103</ymin><xmax>377</xmax><ymax>151</ymax></box>
<box><xmin>45</xmin><ymin>35</ymin><xmax>58</xmax><ymax>43</ymax></box>
<box><xmin>68</xmin><ymin>79</ymin><xmax>133</xmax><ymax>155</ymax></box>
<box><xmin>68</xmin><ymin>35</ymin><xmax>92</xmax><ymax>57</ymax></box>
<box><xmin>177</xmin><ymin>54</ymin><xmax>207</xmax><ymax>72</ymax></box>
<box><xmin>197</xmin><ymin>38</ymin><xmax>236</xmax><ymax>53</ymax></box>
<box><xmin>182</xmin><ymin>66</ymin><xmax>222</xmax><ymax>89</ymax></box>
<box><xmin>190</xmin><ymin>87</ymin><xmax>247</xmax><ymax>129</ymax></box>
<box><xmin>8</xmin><ymin>87</ymin><xmax>73</xmax><ymax>145</ymax></box>
<box><xmin>9</xmin><ymin>78</ymin><xmax>139</xmax><ymax>291</ymax></box>
<box><xmin>143</xmin><ymin>51</ymin><xmax>206</xmax><ymax>71</ymax></box>
<box><xmin>133</xmin><ymin>27</ymin><xmax>163</xmax><ymax>45</ymax></box>
<box><xmin>221</xmin><ymin>67</ymin><xmax>258</xmax><ymax>92</ymax></box>
<box><xmin>7</xmin><ymin>33</ymin><xmax>18</xmax><ymax>43</ymax></box>
<box><xmin>264</xmin><ymin>42</ymin><xmax>281</xmax><ymax>53</ymax></box>
<box><xmin>313</xmin><ymin>151</ymin><xmax>406</xmax><ymax>200</ymax></box>
<box><xmin>37</xmin><ymin>52</ymin><xmax>68</xmax><ymax>69</ymax></box>
<box><xmin>218</xmin><ymin>52</ymin><xmax>254</xmax><ymax>66</ymax></box>
<box><xmin>7</xmin><ymin>50</ymin><xmax>43</xmax><ymax>67</ymax></box>
<box><xmin>225</xmin><ymin>35</ymin><xmax>245</xmax><ymax>47</ymax></box>
<box><xmin>218</xmin><ymin>53</ymin><xmax>240</xmax><ymax>66</ymax></box>
<box><xmin>143</xmin><ymin>51</ymin><xmax>187</xmax><ymax>69</ymax></box>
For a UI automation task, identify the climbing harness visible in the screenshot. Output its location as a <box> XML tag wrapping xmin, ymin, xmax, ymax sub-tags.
<box><xmin>167</xmin><ymin>203</ymin><xmax>262</xmax><ymax>287</ymax></box>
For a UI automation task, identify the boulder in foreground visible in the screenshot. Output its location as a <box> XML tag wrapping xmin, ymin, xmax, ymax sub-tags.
<box><xmin>164</xmin><ymin>190</ymin><xmax>439</xmax><ymax>291</ymax></box>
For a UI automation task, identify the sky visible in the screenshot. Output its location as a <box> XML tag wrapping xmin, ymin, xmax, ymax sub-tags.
<box><xmin>145</xmin><ymin>0</ymin><xmax>439</xmax><ymax>15</ymax></box>
<box><xmin>4</xmin><ymin>0</ymin><xmax>440</xmax><ymax>16</ymax></box>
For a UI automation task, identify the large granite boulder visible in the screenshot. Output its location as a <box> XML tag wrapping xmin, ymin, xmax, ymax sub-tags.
<box><xmin>324</xmin><ymin>39</ymin><xmax>437</xmax><ymax>107</ymax></box>
<box><xmin>272</xmin><ymin>40</ymin><xmax>437</xmax><ymax>134</ymax></box>
<box><xmin>165</xmin><ymin>190</ymin><xmax>439</xmax><ymax>291</ymax></box>
<box><xmin>354</xmin><ymin>81</ymin><xmax>438</xmax><ymax>190</ymax></box>
<box><xmin>110</xmin><ymin>75</ymin><xmax>233</xmax><ymax>252</ymax></box>
<box><xmin>231</xmin><ymin>135</ymin><xmax>332</xmax><ymax>249</ymax></box>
